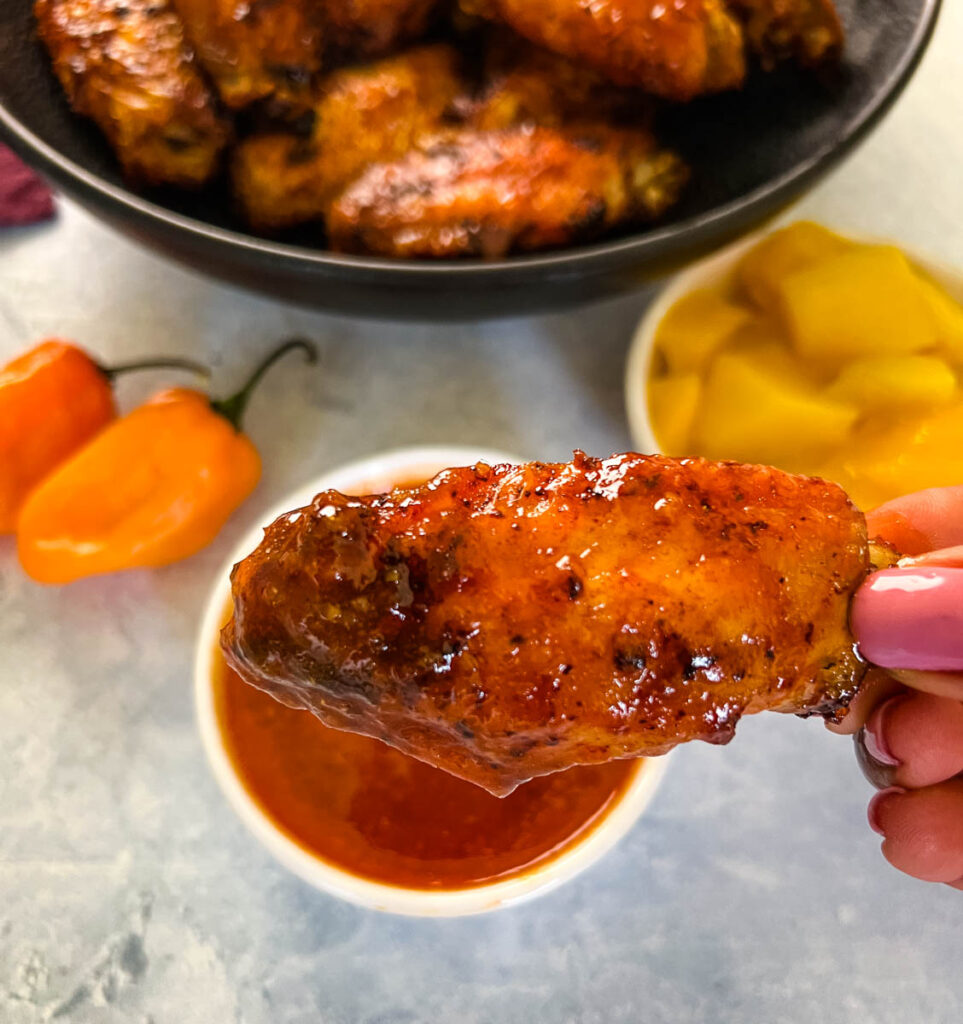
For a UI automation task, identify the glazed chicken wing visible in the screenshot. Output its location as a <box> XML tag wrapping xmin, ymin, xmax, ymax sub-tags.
<box><xmin>223</xmin><ymin>453</ymin><xmax>872</xmax><ymax>795</ymax></box>
<box><xmin>730</xmin><ymin>0</ymin><xmax>843</xmax><ymax>67</ymax></box>
<box><xmin>461</xmin><ymin>0</ymin><xmax>747</xmax><ymax>101</ymax></box>
<box><xmin>466</xmin><ymin>38</ymin><xmax>691</xmax><ymax>240</ymax></box>
<box><xmin>232</xmin><ymin>44</ymin><xmax>462</xmax><ymax>233</ymax></box>
<box><xmin>471</xmin><ymin>35</ymin><xmax>657</xmax><ymax>132</ymax></box>
<box><xmin>170</xmin><ymin>0</ymin><xmax>323</xmax><ymax>110</ymax></box>
<box><xmin>320</xmin><ymin>0</ymin><xmax>442</xmax><ymax>60</ymax></box>
<box><xmin>35</xmin><ymin>0</ymin><xmax>230</xmax><ymax>186</ymax></box>
<box><xmin>328</xmin><ymin>123</ymin><xmax>686</xmax><ymax>258</ymax></box>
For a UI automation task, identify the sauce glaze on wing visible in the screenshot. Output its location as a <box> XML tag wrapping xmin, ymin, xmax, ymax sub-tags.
<box><xmin>35</xmin><ymin>0</ymin><xmax>231</xmax><ymax>186</ymax></box>
<box><xmin>328</xmin><ymin>127</ymin><xmax>686</xmax><ymax>258</ymax></box>
<box><xmin>231</xmin><ymin>44</ymin><xmax>463</xmax><ymax>233</ymax></box>
<box><xmin>170</xmin><ymin>0</ymin><xmax>323</xmax><ymax>110</ymax></box>
<box><xmin>460</xmin><ymin>0</ymin><xmax>747</xmax><ymax>101</ymax></box>
<box><xmin>223</xmin><ymin>453</ymin><xmax>870</xmax><ymax>795</ymax></box>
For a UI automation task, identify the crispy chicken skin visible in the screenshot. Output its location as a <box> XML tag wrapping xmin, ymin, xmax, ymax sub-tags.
<box><xmin>170</xmin><ymin>0</ymin><xmax>323</xmax><ymax>110</ymax></box>
<box><xmin>471</xmin><ymin>35</ymin><xmax>656</xmax><ymax>133</ymax></box>
<box><xmin>461</xmin><ymin>0</ymin><xmax>747</xmax><ymax>101</ymax></box>
<box><xmin>222</xmin><ymin>452</ymin><xmax>871</xmax><ymax>795</ymax></box>
<box><xmin>35</xmin><ymin>0</ymin><xmax>230</xmax><ymax>187</ymax></box>
<box><xmin>466</xmin><ymin>38</ymin><xmax>691</xmax><ymax>240</ymax></box>
<box><xmin>232</xmin><ymin>44</ymin><xmax>462</xmax><ymax>233</ymax></box>
<box><xmin>320</xmin><ymin>0</ymin><xmax>442</xmax><ymax>60</ymax></box>
<box><xmin>730</xmin><ymin>0</ymin><xmax>844</xmax><ymax>67</ymax></box>
<box><xmin>328</xmin><ymin>125</ymin><xmax>685</xmax><ymax>258</ymax></box>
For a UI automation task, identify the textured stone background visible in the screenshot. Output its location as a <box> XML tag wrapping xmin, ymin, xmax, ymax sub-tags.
<box><xmin>1</xmin><ymin>6</ymin><xmax>961</xmax><ymax>1021</ymax></box>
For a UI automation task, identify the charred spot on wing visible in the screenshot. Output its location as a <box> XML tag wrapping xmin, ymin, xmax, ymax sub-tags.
<box><xmin>268</xmin><ymin>64</ymin><xmax>311</xmax><ymax>87</ymax></box>
<box><xmin>509</xmin><ymin>736</ymin><xmax>538</xmax><ymax>758</ymax></box>
<box><xmin>567</xmin><ymin>573</ymin><xmax>583</xmax><ymax>600</ymax></box>
<box><xmin>615</xmin><ymin>646</ymin><xmax>647</xmax><ymax>672</ymax></box>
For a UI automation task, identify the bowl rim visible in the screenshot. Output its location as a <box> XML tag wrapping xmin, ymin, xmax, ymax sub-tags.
<box><xmin>0</xmin><ymin>0</ymin><xmax>941</xmax><ymax>279</ymax></box>
<box><xmin>624</xmin><ymin>221</ymin><xmax>963</xmax><ymax>455</ymax></box>
<box><xmin>194</xmin><ymin>445</ymin><xmax>671</xmax><ymax>917</ymax></box>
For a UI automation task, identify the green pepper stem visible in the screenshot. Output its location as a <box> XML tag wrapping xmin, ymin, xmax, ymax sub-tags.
<box><xmin>211</xmin><ymin>338</ymin><xmax>318</xmax><ymax>431</ymax></box>
<box><xmin>99</xmin><ymin>357</ymin><xmax>211</xmax><ymax>381</ymax></box>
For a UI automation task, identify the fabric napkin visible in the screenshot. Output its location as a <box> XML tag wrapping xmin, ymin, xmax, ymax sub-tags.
<box><xmin>0</xmin><ymin>144</ymin><xmax>55</xmax><ymax>227</ymax></box>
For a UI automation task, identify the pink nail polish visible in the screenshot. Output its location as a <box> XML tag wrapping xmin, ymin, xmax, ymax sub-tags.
<box><xmin>867</xmin><ymin>786</ymin><xmax>906</xmax><ymax>836</ymax></box>
<box><xmin>863</xmin><ymin>698</ymin><xmax>902</xmax><ymax>768</ymax></box>
<box><xmin>852</xmin><ymin>568</ymin><xmax>963</xmax><ymax>671</ymax></box>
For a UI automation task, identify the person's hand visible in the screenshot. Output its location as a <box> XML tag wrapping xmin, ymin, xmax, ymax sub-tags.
<box><xmin>834</xmin><ymin>485</ymin><xmax>963</xmax><ymax>890</ymax></box>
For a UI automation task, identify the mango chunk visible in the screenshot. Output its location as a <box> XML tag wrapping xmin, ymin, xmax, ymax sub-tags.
<box><xmin>655</xmin><ymin>288</ymin><xmax>752</xmax><ymax>373</ymax></box>
<box><xmin>727</xmin><ymin>331</ymin><xmax>826</xmax><ymax>388</ymax></box>
<box><xmin>736</xmin><ymin>221</ymin><xmax>851</xmax><ymax>313</ymax></box>
<box><xmin>779</xmin><ymin>246</ymin><xmax>938</xmax><ymax>361</ymax></box>
<box><xmin>917</xmin><ymin>275</ymin><xmax>963</xmax><ymax>362</ymax></box>
<box><xmin>817</xmin><ymin>405</ymin><xmax>963</xmax><ymax>509</ymax></box>
<box><xmin>649</xmin><ymin>373</ymin><xmax>700</xmax><ymax>455</ymax></box>
<box><xmin>826</xmin><ymin>355</ymin><xmax>956</xmax><ymax>412</ymax></box>
<box><xmin>694</xmin><ymin>352</ymin><xmax>858</xmax><ymax>467</ymax></box>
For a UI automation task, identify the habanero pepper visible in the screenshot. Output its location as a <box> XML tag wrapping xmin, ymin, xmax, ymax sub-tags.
<box><xmin>0</xmin><ymin>340</ymin><xmax>207</xmax><ymax>533</ymax></box>
<box><xmin>16</xmin><ymin>338</ymin><xmax>317</xmax><ymax>584</ymax></box>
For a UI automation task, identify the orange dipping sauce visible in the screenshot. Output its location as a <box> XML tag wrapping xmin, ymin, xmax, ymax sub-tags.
<box><xmin>213</xmin><ymin>651</ymin><xmax>640</xmax><ymax>891</ymax></box>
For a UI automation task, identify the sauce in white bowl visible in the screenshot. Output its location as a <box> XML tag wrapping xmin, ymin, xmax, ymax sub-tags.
<box><xmin>196</xmin><ymin>446</ymin><xmax>669</xmax><ymax>916</ymax></box>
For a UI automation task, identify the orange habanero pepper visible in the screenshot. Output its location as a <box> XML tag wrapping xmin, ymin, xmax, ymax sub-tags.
<box><xmin>16</xmin><ymin>338</ymin><xmax>316</xmax><ymax>584</ymax></box>
<box><xmin>0</xmin><ymin>340</ymin><xmax>207</xmax><ymax>533</ymax></box>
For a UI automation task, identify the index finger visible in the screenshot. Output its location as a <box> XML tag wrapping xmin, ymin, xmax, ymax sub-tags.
<box><xmin>866</xmin><ymin>485</ymin><xmax>963</xmax><ymax>556</ymax></box>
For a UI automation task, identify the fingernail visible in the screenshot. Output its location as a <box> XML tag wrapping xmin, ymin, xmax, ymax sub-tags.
<box><xmin>899</xmin><ymin>544</ymin><xmax>963</xmax><ymax>569</ymax></box>
<box><xmin>867</xmin><ymin>786</ymin><xmax>907</xmax><ymax>836</ymax></box>
<box><xmin>855</xmin><ymin>724</ymin><xmax>898</xmax><ymax>790</ymax></box>
<box><xmin>852</xmin><ymin>568</ymin><xmax>963</xmax><ymax>672</ymax></box>
<box><xmin>863</xmin><ymin>697</ymin><xmax>903</xmax><ymax>768</ymax></box>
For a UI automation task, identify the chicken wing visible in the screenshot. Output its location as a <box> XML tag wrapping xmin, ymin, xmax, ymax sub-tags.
<box><xmin>729</xmin><ymin>0</ymin><xmax>843</xmax><ymax>67</ymax></box>
<box><xmin>320</xmin><ymin>0</ymin><xmax>442</xmax><ymax>61</ymax></box>
<box><xmin>328</xmin><ymin>124</ymin><xmax>687</xmax><ymax>258</ymax></box>
<box><xmin>232</xmin><ymin>44</ymin><xmax>462</xmax><ymax>233</ymax></box>
<box><xmin>460</xmin><ymin>0</ymin><xmax>747</xmax><ymax>101</ymax></box>
<box><xmin>470</xmin><ymin>34</ymin><xmax>655</xmax><ymax>133</ymax></box>
<box><xmin>222</xmin><ymin>452</ymin><xmax>871</xmax><ymax>795</ymax></box>
<box><xmin>35</xmin><ymin>0</ymin><xmax>230</xmax><ymax>187</ymax></box>
<box><xmin>170</xmin><ymin>0</ymin><xmax>323</xmax><ymax>110</ymax></box>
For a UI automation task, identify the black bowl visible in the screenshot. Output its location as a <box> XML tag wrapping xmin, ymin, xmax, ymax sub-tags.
<box><xmin>0</xmin><ymin>0</ymin><xmax>941</xmax><ymax>320</ymax></box>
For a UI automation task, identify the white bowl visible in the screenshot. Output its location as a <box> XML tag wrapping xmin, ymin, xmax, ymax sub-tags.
<box><xmin>624</xmin><ymin>224</ymin><xmax>963</xmax><ymax>455</ymax></box>
<box><xmin>195</xmin><ymin>445</ymin><xmax>670</xmax><ymax>917</ymax></box>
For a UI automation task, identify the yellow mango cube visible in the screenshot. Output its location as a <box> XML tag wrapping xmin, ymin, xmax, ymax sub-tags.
<box><xmin>727</xmin><ymin>331</ymin><xmax>827</xmax><ymax>388</ymax></box>
<box><xmin>917</xmin><ymin>275</ymin><xmax>963</xmax><ymax>362</ymax></box>
<box><xmin>648</xmin><ymin>373</ymin><xmax>701</xmax><ymax>455</ymax></box>
<box><xmin>779</xmin><ymin>246</ymin><xmax>938</xmax><ymax>361</ymax></box>
<box><xmin>655</xmin><ymin>288</ymin><xmax>752</xmax><ymax>374</ymax></box>
<box><xmin>817</xmin><ymin>404</ymin><xmax>963</xmax><ymax>509</ymax></box>
<box><xmin>736</xmin><ymin>221</ymin><xmax>851</xmax><ymax>313</ymax></box>
<box><xmin>694</xmin><ymin>352</ymin><xmax>858</xmax><ymax>468</ymax></box>
<box><xmin>826</xmin><ymin>355</ymin><xmax>956</xmax><ymax>411</ymax></box>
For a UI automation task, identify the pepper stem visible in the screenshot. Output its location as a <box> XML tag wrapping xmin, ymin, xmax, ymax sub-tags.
<box><xmin>99</xmin><ymin>357</ymin><xmax>211</xmax><ymax>381</ymax></box>
<box><xmin>211</xmin><ymin>338</ymin><xmax>318</xmax><ymax>431</ymax></box>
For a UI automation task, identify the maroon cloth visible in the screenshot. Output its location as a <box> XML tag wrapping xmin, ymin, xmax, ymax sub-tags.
<box><xmin>0</xmin><ymin>145</ymin><xmax>55</xmax><ymax>227</ymax></box>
